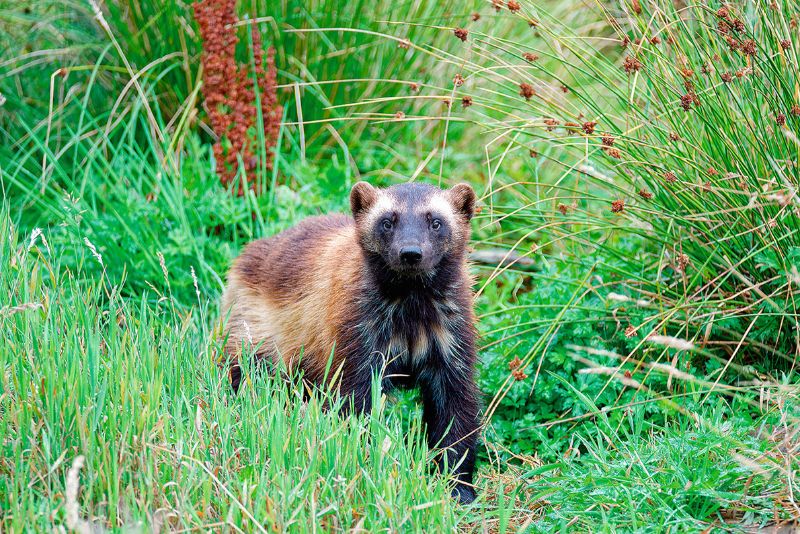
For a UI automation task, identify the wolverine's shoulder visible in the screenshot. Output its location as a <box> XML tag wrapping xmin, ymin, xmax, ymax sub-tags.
<box><xmin>230</xmin><ymin>213</ymin><xmax>357</xmax><ymax>291</ymax></box>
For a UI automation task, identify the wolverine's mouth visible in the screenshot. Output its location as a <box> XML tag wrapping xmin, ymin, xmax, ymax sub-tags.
<box><xmin>389</xmin><ymin>263</ymin><xmax>435</xmax><ymax>280</ymax></box>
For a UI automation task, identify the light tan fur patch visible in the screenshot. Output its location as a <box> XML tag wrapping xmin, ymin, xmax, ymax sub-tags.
<box><xmin>418</xmin><ymin>195</ymin><xmax>457</xmax><ymax>228</ymax></box>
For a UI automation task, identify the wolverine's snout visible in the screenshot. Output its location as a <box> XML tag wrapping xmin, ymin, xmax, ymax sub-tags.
<box><xmin>399</xmin><ymin>245</ymin><xmax>423</xmax><ymax>266</ymax></box>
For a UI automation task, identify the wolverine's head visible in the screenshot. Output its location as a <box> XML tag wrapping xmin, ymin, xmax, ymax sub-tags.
<box><xmin>350</xmin><ymin>181</ymin><xmax>476</xmax><ymax>276</ymax></box>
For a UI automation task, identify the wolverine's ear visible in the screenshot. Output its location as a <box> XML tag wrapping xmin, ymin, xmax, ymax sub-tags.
<box><xmin>350</xmin><ymin>181</ymin><xmax>378</xmax><ymax>218</ymax></box>
<box><xmin>448</xmin><ymin>183</ymin><xmax>476</xmax><ymax>220</ymax></box>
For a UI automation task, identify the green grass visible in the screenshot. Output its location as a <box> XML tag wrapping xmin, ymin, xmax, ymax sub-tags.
<box><xmin>0</xmin><ymin>213</ymin><xmax>466</xmax><ymax>531</ymax></box>
<box><xmin>3</xmin><ymin>189</ymin><xmax>796</xmax><ymax>531</ymax></box>
<box><xmin>2</xmin><ymin>0</ymin><xmax>800</xmax><ymax>530</ymax></box>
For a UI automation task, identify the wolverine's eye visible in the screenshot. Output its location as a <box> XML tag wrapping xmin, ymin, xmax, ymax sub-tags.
<box><xmin>431</xmin><ymin>219</ymin><xmax>442</xmax><ymax>231</ymax></box>
<box><xmin>382</xmin><ymin>219</ymin><xmax>393</xmax><ymax>231</ymax></box>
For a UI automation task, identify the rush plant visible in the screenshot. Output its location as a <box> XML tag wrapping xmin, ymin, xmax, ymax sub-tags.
<box><xmin>408</xmin><ymin>0</ymin><xmax>800</xmax><ymax>385</ymax></box>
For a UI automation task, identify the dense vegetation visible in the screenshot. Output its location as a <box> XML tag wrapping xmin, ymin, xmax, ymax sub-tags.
<box><xmin>1</xmin><ymin>0</ymin><xmax>798</xmax><ymax>531</ymax></box>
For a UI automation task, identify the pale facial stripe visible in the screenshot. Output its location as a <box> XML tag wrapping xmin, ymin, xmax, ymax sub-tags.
<box><xmin>417</xmin><ymin>195</ymin><xmax>457</xmax><ymax>228</ymax></box>
<box><xmin>363</xmin><ymin>193</ymin><xmax>400</xmax><ymax>229</ymax></box>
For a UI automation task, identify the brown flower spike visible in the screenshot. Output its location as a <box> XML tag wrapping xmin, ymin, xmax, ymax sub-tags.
<box><xmin>193</xmin><ymin>0</ymin><xmax>282</xmax><ymax>193</ymax></box>
<box><xmin>454</xmin><ymin>27</ymin><xmax>468</xmax><ymax>42</ymax></box>
<box><xmin>611</xmin><ymin>199</ymin><xmax>625</xmax><ymax>213</ymax></box>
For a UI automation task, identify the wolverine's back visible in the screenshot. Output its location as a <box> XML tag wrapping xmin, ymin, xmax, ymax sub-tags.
<box><xmin>221</xmin><ymin>213</ymin><xmax>362</xmax><ymax>386</ymax></box>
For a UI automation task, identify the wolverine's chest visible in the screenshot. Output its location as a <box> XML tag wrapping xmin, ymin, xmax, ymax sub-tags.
<box><xmin>363</xmin><ymin>294</ymin><xmax>462</xmax><ymax>368</ymax></box>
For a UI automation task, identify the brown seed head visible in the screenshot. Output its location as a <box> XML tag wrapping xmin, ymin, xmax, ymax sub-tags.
<box><xmin>638</xmin><ymin>189</ymin><xmax>653</xmax><ymax>199</ymax></box>
<box><xmin>625</xmin><ymin>325</ymin><xmax>637</xmax><ymax>338</ymax></box>
<box><xmin>791</xmin><ymin>105</ymin><xmax>800</xmax><ymax>116</ymax></box>
<box><xmin>623</xmin><ymin>56</ymin><xmax>643</xmax><ymax>74</ymax></box>
<box><xmin>557</xmin><ymin>203</ymin><xmax>569</xmax><ymax>215</ymax></box>
<box><xmin>721</xmin><ymin>72</ymin><xmax>733</xmax><ymax>83</ymax></box>
<box><xmin>781</xmin><ymin>39</ymin><xmax>791</xmax><ymax>50</ymax></box>
<box><xmin>605</xmin><ymin>147</ymin><xmax>621</xmax><ymax>159</ymax></box>
<box><xmin>508</xmin><ymin>356</ymin><xmax>522</xmax><ymax>370</ymax></box>
<box><xmin>529</xmin><ymin>149</ymin><xmax>538</xmax><ymax>158</ymax></box>
<box><xmin>677</xmin><ymin>253</ymin><xmax>691</xmax><ymax>272</ymax></box>
<box><xmin>776</xmin><ymin>113</ymin><xmax>787</xmax><ymax>126</ymax></box>
<box><xmin>582</xmin><ymin>121</ymin><xmax>597</xmax><ymax>135</ymax></box>
<box><xmin>461</xmin><ymin>96</ymin><xmax>473</xmax><ymax>108</ymax></box>
<box><xmin>740</xmin><ymin>39</ymin><xmax>756</xmax><ymax>55</ymax></box>
<box><xmin>507</xmin><ymin>0</ymin><xmax>521</xmax><ymax>12</ymax></box>
<box><xmin>611</xmin><ymin>199</ymin><xmax>625</xmax><ymax>213</ymax></box>
<box><xmin>471</xmin><ymin>12</ymin><xmax>481</xmax><ymax>21</ymax></box>
<box><xmin>453</xmin><ymin>73</ymin><xmax>465</xmax><ymax>87</ymax></box>
<box><xmin>398</xmin><ymin>39</ymin><xmax>410</xmax><ymax>49</ymax></box>
<box><xmin>523</xmin><ymin>52</ymin><xmax>539</xmax><ymax>62</ymax></box>
<box><xmin>602</xmin><ymin>135</ymin><xmax>615</xmax><ymax>146</ymax></box>
<box><xmin>664</xmin><ymin>171</ymin><xmax>678</xmax><ymax>183</ymax></box>
<box><xmin>512</xmin><ymin>369</ymin><xmax>528</xmax><ymax>381</ymax></box>
<box><xmin>680</xmin><ymin>93</ymin><xmax>695</xmax><ymax>111</ymax></box>
<box><xmin>732</xmin><ymin>19</ymin><xmax>745</xmax><ymax>32</ymax></box>
<box><xmin>454</xmin><ymin>27</ymin><xmax>468</xmax><ymax>41</ymax></box>
<box><xmin>492</xmin><ymin>0</ymin><xmax>503</xmax><ymax>11</ymax></box>
<box><xmin>650</xmin><ymin>36</ymin><xmax>661</xmax><ymax>44</ymax></box>
<box><xmin>669</xmin><ymin>132</ymin><xmax>680</xmax><ymax>141</ymax></box>
<box><xmin>632</xmin><ymin>0</ymin><xmax>642</xmax><ymax>14</ymax></box>
<box><xmin>708</xmin><ymin>167</ymin><xmax>719</xmax><ymax>176</ymax></box>
<box><xmin>621</xmin><ymin>36</ymin><xmax>630</xmax><ymax>48</ymax></box>
<box><xmin>519</xmin><ymin>82</ymin><xmax>535</xmax><ymax>100</ymax></box>
<box><xmin>544</xmin><ymin>118</ymin><xmax>559</xmax><ymax>131</ymax></box>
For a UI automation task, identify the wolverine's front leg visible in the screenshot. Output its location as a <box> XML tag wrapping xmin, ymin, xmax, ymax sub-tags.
<box><xmin>335</xmin><ymin>346</ymin><xmax>388</xmax><ymax>416</ymax></box>
<box><xmin>418</xmin><ymin>356</ymin><xmax>481</xmax><ymax>504</ymax></box>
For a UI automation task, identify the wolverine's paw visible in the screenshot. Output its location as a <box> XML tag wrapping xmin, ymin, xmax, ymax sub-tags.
<box><xmin>451</xmin><ymin>485</ymin><xmax>477</xmax><ymax>505</ymax></box>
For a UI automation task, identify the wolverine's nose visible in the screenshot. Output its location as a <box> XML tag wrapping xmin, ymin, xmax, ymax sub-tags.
<box><xmin>399</xmin><ymin>246</ymin><xmax>423</xmax><ymax>266</ymax></box>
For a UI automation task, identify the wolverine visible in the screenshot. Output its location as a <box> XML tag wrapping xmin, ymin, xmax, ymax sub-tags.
<box><xmin>220</xmin><ymin>181</ymin><xmax>481</xmax><ymax>503</ymax></box>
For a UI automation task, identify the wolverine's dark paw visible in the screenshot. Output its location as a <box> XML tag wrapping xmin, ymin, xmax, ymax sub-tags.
<box><xmin>229</xmin><ymin>365</ymin><xmax>242</xmax><ymax>394</ymax></box>
<box><xmin>451</xmin><ymin>485</ymin><xmax>477</xmax><ymax>505</ymax></box>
